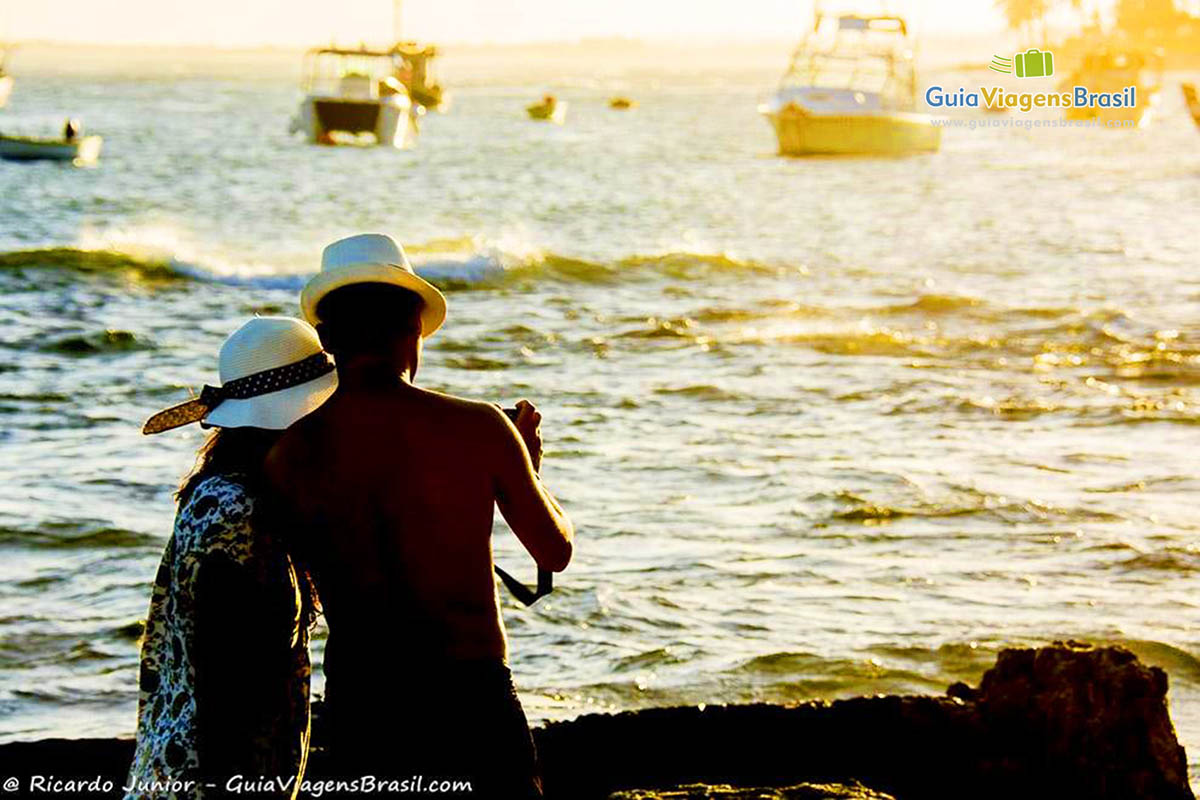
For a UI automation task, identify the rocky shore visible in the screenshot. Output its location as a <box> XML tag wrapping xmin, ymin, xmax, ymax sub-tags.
<box><xmin>0</xmin><ymin>642</ymin><xmax>1191</xmax><ymax>799</ymax></box>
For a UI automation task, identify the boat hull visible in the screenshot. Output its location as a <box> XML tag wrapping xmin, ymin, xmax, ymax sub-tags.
<box><xmin>527</xmin><ymin>102</ymin><xmax>567</xmax><ymax>123</ymax></box>
<box><xmin>409</xmin><ymin>84</ymin><xmax>445</xmax><ymax>111</ymax></box>
<box><xmin>0</xmin><ymin>135</ymin><xmax>102</xmax><ymax>164</ymax></box>
<box><xmin>1063</xmin><ymin>86</ymin><xmax>1158</xmax><ymax>127</ymax></box>
<box><xmin>291</xmin><ymin>95</ymin><xmax>417</xmax><ymax>147</ymax></box>
<box><xmin>763</xmin><ymin>107</ymin><xmax>940</xmax><ymax>156</ymax></box>
<box><xmin>1186</xmin><ymin>84</ymin><xmax>1200</xmax><ymax>130</ymax></box>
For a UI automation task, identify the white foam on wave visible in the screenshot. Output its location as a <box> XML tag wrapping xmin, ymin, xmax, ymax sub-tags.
<box><xmin>171</xmin><ymin>251</ymin><xmax>509</xmax><ymax>289</ymax></box>
<box><xmin>73</xmin><ymin>224</ymin><xmax>516</xmax><ymax>289</ymax></box>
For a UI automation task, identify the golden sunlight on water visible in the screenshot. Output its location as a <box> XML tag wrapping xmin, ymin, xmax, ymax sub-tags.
<box><xmin>0</xmin><ymin>3</ymin><xmax>1199</xmax><ymax>791</ymax></box>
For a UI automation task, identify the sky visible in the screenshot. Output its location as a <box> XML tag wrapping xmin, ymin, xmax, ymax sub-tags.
<box><xmin>1</xmin><ymin>0</ymin><xmax>1012</xmax><ymax>47</ymax></box>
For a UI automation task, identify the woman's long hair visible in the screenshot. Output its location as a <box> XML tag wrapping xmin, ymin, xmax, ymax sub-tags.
<box><xmin>178</xmin><ymin>428</ymin><xmax>321</xmax><ymax>629</ymax></box>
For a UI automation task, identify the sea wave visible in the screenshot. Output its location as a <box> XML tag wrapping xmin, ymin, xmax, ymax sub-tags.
<box><xmin>0</xmin><ymin>248</ymin><xmax>182</xmax><ymax>282</ymax></box>
<box><xmin>0</xmin><ymin>523</ymin><xmax>159</xmax><ymax>550</ymax></box>
<box><xmin>0</xmin><ymin>243</ymin><xmax>778</xmax><ymax>291</ymax></box>
<box><xmin>39</xmin><ymin>329</ymin><xmax>154</xmax><ymax>355</ymax></box>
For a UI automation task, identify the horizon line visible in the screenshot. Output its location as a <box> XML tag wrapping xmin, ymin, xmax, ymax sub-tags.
<box><xmin>5</xmin><ymin>29</ymin><xmax>1012</xmax><ymax>51</ymax></box>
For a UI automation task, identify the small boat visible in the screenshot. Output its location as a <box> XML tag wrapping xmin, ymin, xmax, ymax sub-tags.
<box><xmin>0</xmin><ymin>134</ymin><xmax>102</xmax><ymax>164</ymax></box>
<box><xmin>0</xmin><ymin>46</ymin><xmax>13</xmax><ymax>109</ymax></box>
<box><xmin>527</xmin><ymin>95</ymin><xmax>566</xmax><ymax>123</ymax></box>
<box><xmin>290</xmin><ymin>46</ymin><xmax>423</xmax><ymax>147</ymax></box>
<box><xmin>1060</xmin><ymin>49</ymin><xmax>1161</xmax><ymax>127</ymax></box>
<box><xmin>393</xmin><ymin>41</ymin><xmax>447</xmax><ymax>111</ymax></box>
<box><xmin>609</xmin><ymin>97</ymin><xmax>636</xmax><ymax>110</ymax></box>
<box><xmin>1183</xmin><ymin>83</ymin><xmax>1200</xmax><ymax>130</ymax></box>
<box><xmin>759</xmin><ymin>10</ymin><xmax>940</xmax><ymax>156</ymax></box>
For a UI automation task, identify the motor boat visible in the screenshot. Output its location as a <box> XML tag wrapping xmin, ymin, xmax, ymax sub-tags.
<box><xmin>0</xmin><ymin>133</ymin><xmax>102</xmax><ymax>164</ymax></box>
<box><xmin>386</xmin><ymin>1</ymin><xmax>445</xmax><ymax>110</ymax></box>
<box><xmin>609</xmin><ymin>97</ymin><xmax>636</xmax><ymax>110</ymax></box>
<box><xmin>290</xmin><ymin>46</ymin><xmax>424</xmax><ymax>147</ymax></box>
<box><xmin>393</xmin><ymin>42</ymin><xmax>446</xmax><ymax>110</ymax></box>
<box><xmin>527</xmin><ymin>95</ymin><xmax>566</xmax><ymax>123</ymax></box>
<box><xmin>1185</xmin><ymin>83</ymin><xmax>1200</xmax><ymax>130</ymax></box>
<box><xmin>1061</xmin><ymin>49</ymin><xmax>1161</xmax><ymax>127</ymax></box>
<box><xmin>759</xmin><ymin>11</ymin><xmax>939</xmax><ymax>156</ymax></box>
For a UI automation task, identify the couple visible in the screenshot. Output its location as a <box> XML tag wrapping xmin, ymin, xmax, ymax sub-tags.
<box><xmin>125</xmin><ymin>234</ymin><xmax>574</xmax><ymax>799</ymax></box>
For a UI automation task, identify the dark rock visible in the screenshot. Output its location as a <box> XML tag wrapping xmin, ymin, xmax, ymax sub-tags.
<box><xmin>945</xmin><ymin>680</ymin><xmax>976</xmax><ymax>702</ymax></box>
<box><xmin>608</xmin><ymin>781</ymin><xmax>894</xmax><ymax>799</ymax></box>
<box><xmin>535</xmin><ymin>641</ymin><xmax>1193</xmax><ymax>800</ymax></box>
<box><xmin>972</xmin><ymin>640</ymin><xmax>1192</xmax><ymax>800</ymax></box>
<box><xmin>534</xmin><ymin>692</ymin><xmax>983</xmax><ymax>799</ymax></box>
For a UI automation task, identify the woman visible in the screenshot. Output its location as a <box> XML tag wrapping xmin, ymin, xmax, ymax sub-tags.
<box><xmin>125</xmin><ymin>317</ymin><xmax>337</xmax><ymax>799</ymax></box>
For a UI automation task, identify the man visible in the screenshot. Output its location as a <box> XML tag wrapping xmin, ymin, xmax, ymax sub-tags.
<box><xmin>266</xmin><ymin>234</ymin><xmax>573</xmax><ymax>798</ymax></box>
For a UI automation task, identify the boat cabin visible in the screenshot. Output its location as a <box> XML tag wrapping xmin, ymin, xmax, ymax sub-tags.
<box><xmin>777</xmin><ymin>14</ymin><xmax>918</xmax><ymax>113</ymax></box>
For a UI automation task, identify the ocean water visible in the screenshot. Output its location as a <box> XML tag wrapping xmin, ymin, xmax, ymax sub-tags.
<box><xmin>1</xmin><ymin>44</ymin><xmax>1198</xmax><ymax>786</ymax></box>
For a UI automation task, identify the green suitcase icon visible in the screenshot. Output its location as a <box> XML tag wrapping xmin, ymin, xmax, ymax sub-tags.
<box><xmin>1014</xmin><ymin>48</ymin><xmax>1054</xmax><ymax>78</ymax></box>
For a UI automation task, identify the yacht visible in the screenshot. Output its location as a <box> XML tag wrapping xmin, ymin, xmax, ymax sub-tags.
<box><xmin>759</xmin><ymin>11</ymin><xmax>939</xmax><ymax>156</ymax></box>
<box><xmin>290</xmin><ymin>46</ymin><xmax>423</xmax><ymax>147</ymax></box>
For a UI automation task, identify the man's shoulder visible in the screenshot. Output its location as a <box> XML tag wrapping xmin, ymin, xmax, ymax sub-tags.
<box><xmin>265</xmin><ymin>413</ymin><xmax>324</xmax><ymax>486</ymax></box>
<box><xmin>414</xmin><ymin>386</ymin><xmax>508</xmax><ymax>425</ymax></box>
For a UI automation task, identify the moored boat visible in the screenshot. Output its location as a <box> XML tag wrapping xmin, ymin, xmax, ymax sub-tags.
<box><xmin>290</xmin><ymin>46</ymin><xmax>422</xmax><ymax>147</ymax></box>
<box><xmin>759</xmin><ymin>11</ymin><xmax>939</xmax><ymax>156</ymax></box>
<box><xmin>1182</xmin><ymin>83</ymin><xmax>1200</xmax><ymax>130</ymax></box>
<box><xmin>0</xmin><ymin>134</ymin><xmax>102</xmax><ymax>164</ymax></box>
<box><xmin>527</xmin><ymin>95</ymin><xmax>566</xmax><ymax>123</ymax></box>
<box><xmin>393</xmin><ymin>42</ymin><xmax>446</xmax><ymax>110</ymax></box>
<box><xmin>1060</xmin><ymin>49</ymin><xmax>1161</xmax><ymax>127</ymax></box>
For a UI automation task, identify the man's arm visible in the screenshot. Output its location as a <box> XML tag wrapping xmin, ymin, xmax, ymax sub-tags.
<box><xmin>491</xmin><ymin>401</ymin><xmax>574</xmax><ymax>572</ymax></box>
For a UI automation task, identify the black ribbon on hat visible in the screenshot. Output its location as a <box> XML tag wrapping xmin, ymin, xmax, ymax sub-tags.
<box><xmin>142</xmin><ymin>351</ymin><xmax>335</xmax><ymax>435</ymax></box>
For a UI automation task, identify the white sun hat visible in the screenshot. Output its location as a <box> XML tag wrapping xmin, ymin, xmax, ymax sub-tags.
<box><xmin>142</xmin><ymin>317</ymin><xmax>338</xmax><ymax>435</ymax></box>
<box><xmin>300</xmin><ymin>233</ymin><xmax>447</xmax><ymax>338</ymax></box>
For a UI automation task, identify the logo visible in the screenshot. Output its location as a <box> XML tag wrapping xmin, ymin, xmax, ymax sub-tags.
<box><xmin>926</xmin><ymin>84</ymin><xmax>1136</xmax><ymax>113</ymax></box>
<box><xmin>928</xmin><ymin>45</ymin><xmax>1133</xmax><ymax>114</ymax></box>
<box><xmin>990</xmin><ymin>48</ymin><xmax>1055</xmax><ymax>78</ymax></box>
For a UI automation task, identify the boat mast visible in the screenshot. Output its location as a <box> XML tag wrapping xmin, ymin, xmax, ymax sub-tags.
<box><xmin>393</xmin><ymin>0</ymin><xmax>404</xmax><ymax>43</ymax></box>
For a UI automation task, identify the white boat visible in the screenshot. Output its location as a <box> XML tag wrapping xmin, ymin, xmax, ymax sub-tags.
<box><xmin>760</xmin><ymin>11</ymin><xmax>940</xmax><ymax>156</ymax></box>
<box><xmin>0</xmin><ymin>134</ymin><xmax>102</xmax><ymax>164</ymax></box>
<box><xmin>290</xmin><ymin>46</ymin><xmax>423</xmax><ymax>147</ymax></box>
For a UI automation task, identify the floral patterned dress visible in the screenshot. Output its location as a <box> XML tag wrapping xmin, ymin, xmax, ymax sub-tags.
<box><xmin>124</xmin><ymin>474</ymin><xmax>310</xmax><ymax>799</ymax></box>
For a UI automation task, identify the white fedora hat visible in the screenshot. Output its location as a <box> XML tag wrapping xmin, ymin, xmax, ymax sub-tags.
<box><xmin>300</xmin><ymin>233</ymin><xmax>447</xmax><ymax>338</ymax></box>
<box><xmin>142</xmin><ymin>317</ymin><xmax>338</xmax><ymax>434</ymax></box>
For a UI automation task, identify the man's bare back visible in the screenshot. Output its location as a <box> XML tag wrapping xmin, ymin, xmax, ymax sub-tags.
<box><xmin>280</xmin><ymin>239</ymin><xmax>568</xmax><ymax>795</ymax></box>
<box><xmin>267</xmin><ymin>367</ymin><xmax>572</xmax><ymax>664</ymax></box>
